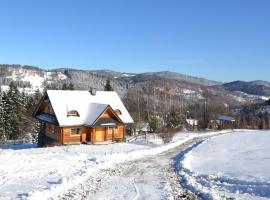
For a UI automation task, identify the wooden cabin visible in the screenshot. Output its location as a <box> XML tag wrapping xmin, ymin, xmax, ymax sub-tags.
<box><xmin>208</xmin><ymin>115</ymin><xmax>235</xmax><ymax>130</ymax></box>
<box><xmin>33</xmin><ymin>90</ymin><xmax>134</xmax><ymax>146</ymax></box>
<box><xmin>218</xmin><ymin>115</ymin><xmax>235</xmax><ymax>130</ymax></box>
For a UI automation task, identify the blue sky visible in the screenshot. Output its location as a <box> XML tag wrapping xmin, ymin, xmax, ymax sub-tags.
<box><xmin>0</xmin><ymin>0</ymin><xmax>269</xmax><ymax>82</ymax></box>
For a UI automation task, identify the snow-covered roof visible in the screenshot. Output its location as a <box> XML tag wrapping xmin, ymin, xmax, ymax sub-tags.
<box><xmin>218</xmin><ymin>115</ymin><xmax>235</xmax><ymax>122</ymax></box>
<box><xmin>46</xmin><ymin>90</ymin><xmax>134</xmax><ymax>126</ymax></box>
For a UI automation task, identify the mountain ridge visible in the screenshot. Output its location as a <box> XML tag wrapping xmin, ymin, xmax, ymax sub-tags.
<box><xmin>0</xmin><ymin>64</ymin><xmax>222</xmax><ymax>86</ymax></box>
<box><xmin>222</xmin><ymin>80</ymin><xmax>270</xmax><ymax>97</ymax></box>
<box><xmin>0</xmin><ymin>64</ymin><xmax>269</xmax><ymax>105</ymax></box>
<box><xmin>2</xmin><ymin>64</ymin><xmax>269</xmax><ymax>88</ymax></box>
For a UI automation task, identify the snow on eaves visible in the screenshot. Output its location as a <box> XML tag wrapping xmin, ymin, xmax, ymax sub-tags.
<box><xmin>47</xmin><ymin>90</ymin><xmax>134</xmax><ymax>126</ymax></box>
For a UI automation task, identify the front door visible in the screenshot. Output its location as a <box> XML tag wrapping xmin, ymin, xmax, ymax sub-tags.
<box><xmin>95</xmin><ymin>127</ymin><xmax>105</xmax><ymax>142</ymax></box>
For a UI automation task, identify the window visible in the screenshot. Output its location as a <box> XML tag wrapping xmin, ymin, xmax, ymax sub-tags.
<box><xmin>67</xmin><ymin>110</ymin><xmax>80</xmax><ymax>117</ymax></box>
<box><xmin>114</xmin><ymin>109</ymin><xmax>122</xmax><ymax>115</ymax></box>
<box><xmin>70</xmin><ymin>128</ymin><xmax>81</xmax><ymax>135</ymax></box>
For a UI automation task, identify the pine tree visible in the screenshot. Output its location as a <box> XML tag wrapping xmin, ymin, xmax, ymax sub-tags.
<box><xmin>32</xmin><ymin>89</ymin><xmax>43</xmax><ymax>143</ymax></box>
<box><xmin>20</xmin><ymin>90</ymin><xmax>34</xmax><ymax>142</ymax></box>
<box><xmin>104</xmin><ymin>79</ymin><xmax>113</xmax><ymax>91</ymax></box>
<box><xmin>2</xmin><ymin>82</ymin><xmax>24</xmax><ymax>140</ymax></box>
<box><xmin>34</xmin><ymin>89</ymin><xmax>43</xmax><ymax>104</ymax></box>
<box><xmin>149</xmin><ymin>116</ymin><xmax>160</xmax><ymax>133</ymax></box>
<box><xmin>62</xmin><ymin>82</ymin><xmax>74</xmax><ymax>90</ymax></box>
<box><xmin>167</xmin><ymin>110</ymin><xmax>182</xmax><ymax>129</ymax></box>
<box><xmin>0</xmin><ymin>88</ymin><xmax>6</xmax><ymax>143</ymax></box>
<box><xmin>21</xmin><ymin>89</ymin><xmax>43</xmax><ymax>144</ymax></box>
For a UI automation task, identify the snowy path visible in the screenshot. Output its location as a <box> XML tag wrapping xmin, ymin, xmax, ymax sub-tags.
<box><xmin>83</xmin><ymin>132</ymin><xmax>241</xmax><ymax>200</ymax></box>
<box><xmin>52</xmin><ymin>131</ymin><xmax>237</xmax><ymax>200</ymax></box>
<box><xmin>60</xmin><ymin>138</ymin><xmax>204</xmax><ymax>200</ymax></box>
<box><xmin>87</xmin><ymin>149</ymin><xmax>180</xmax><ymax>200</ymax></box>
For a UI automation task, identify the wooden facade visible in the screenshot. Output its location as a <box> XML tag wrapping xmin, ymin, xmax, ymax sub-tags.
<box><xmin>34</xmin><ymin>94</ymin><xmax>127</xmax><ymax>146</ymax></box>
<box><xmin>42</xmin><ymin>124</ymin><xmax>126</xmax><ymax>145</ymax></box>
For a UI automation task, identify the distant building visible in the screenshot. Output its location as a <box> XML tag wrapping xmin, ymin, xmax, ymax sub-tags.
<box><xmin>208</xmin><ymin>120</ymin><xmax>220</xmax><ymax>130</ymax></box>
<box><xmin>218</xmin><ymin>115</ymin><xmax>235</xmax><ymax>122</ymax></box>
<box><xmin>208</xmin><ymin>115</ymin><xmax>235</xmax><ymax>130</ymax></box>
<box><xmin>186</xmin><ymin>119</ymin><xmax>198</xmax><ymax>130</ymax></box>
<box><xmin>136</xmin><ymin>122</ymin><xmax>150</xmax><ymax>135</ymax></box>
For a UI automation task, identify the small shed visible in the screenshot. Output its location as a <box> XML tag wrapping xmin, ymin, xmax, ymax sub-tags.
<box><xmin>218</xmin><ymin>115</ymin><xmax>235</xmax><ymax>129</ymax></box>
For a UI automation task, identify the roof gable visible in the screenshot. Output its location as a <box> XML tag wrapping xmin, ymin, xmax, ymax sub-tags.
<box><xmin>91</xmin><ymin>105</ymin><xmax>124</xmax><ymax>127</ymax></box>
<box><xmin>88</xmin><ymin>91</ymin><xmax>133</xmax><ymax>124</ymax></box>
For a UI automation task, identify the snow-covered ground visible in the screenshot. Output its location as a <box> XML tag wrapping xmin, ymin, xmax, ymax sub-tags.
<box><xmin>179</xmin><ymin>130</ymin><xmax>270</xmax><ymax>200</ymax></box>
<box><xmin>0</xmin><ymin>130</ymin><xmax>231</xmax><ymax>200</ymax></box>
<box><xmin>231</xmin><ymin>91</ymin><xmax>269</xmax><ymax>103</ymax></box>
<box><xmin>1</xmin><ymin>69</ymin><xmax>67</xmax><ymax>94</ymax></box>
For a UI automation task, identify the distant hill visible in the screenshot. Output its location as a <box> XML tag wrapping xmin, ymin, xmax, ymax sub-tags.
<box><xmin>0</xmin><ymin>64</ymin><xmax>267</xmax><ymax>112</ymax></box>
<box><xmin>222</xmin><ymin>80</ymin><xmax>270</xmax><ymax>97</ymax></box>
<box><xmin>115</xmin><ymin>71</ymin><xmax>221</xmax><ymax>86</ymax></box>
<box><xmin>237</xmin><ymin>99</ymin><xmax>270</xmax><ymax>117</ymax></box>
<box><xmin>61</xmin><ymin>69</ymin><xmax>221</xmax><ymax>86</ymax></box>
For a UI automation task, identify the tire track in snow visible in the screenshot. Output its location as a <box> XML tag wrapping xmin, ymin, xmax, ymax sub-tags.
<box><xmin>132</xmin><ymin>180</ymin><xmax>140</xmax><ymax>200</ymax></box>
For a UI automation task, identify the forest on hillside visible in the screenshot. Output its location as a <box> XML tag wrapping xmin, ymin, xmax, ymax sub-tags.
<box><xmin>0</xmin><ymin>79</ymin><xmax>270</xmax><ymax>145</ymax></box>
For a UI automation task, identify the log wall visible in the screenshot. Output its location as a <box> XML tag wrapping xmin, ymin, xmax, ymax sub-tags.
<box><xmin>44</xmin><ymin>124</ymin><xmax>126</xmax><ymax>145</ymax></box>
<box><xmin>61</xmin><ymin>126</ymin><xmax>87</xmax><ymax>144</ymax></box>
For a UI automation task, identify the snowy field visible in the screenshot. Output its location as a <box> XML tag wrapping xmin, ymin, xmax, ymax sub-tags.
<box><xmin>0</xmin><ymin>130</ymin><xmax>230</xmax><ymax>200</ymax></box>
<box><xmin>180</xmin><ymin>130</ymin><xmax>270</xmax><ymax>200</ymax></box>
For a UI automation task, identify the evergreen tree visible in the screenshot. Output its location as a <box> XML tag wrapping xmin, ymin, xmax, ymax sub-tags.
<box><xmin>0</xmin><ymin>85</ymin><xmax>43</xmax><ymax>144</ymax></box>
<box><xmin>0</xmin><ymin>88</ymin><xmax>6</xmax><ymax>143</ymax></box>
<box><xmin>20</xmin><ymin>90</ymin><xmax>33</xmax><ymax>142</ymax></box>
<box><xmin>104</xmin><ymin>79</ymin><xmax>113</xmax><ymax>91</ymax></box>
<box><xmin>167</xmin><ymin>110</ymin><xmax>183</xmax><ymax>129</ymax></box>
<box><xmin>149</xmin><ymin>116</ymin><xmax>160</xmax><ymax>133</ymax></box>
<box><xmin>2</xmin><ymin>82</ymin><xmax>24</xmax><ymax>140</ymax></box>
<box><xmin>62</xmin><ymin>82</ymin><xmax>74</xmax><ymax>90</ymax></box>
<box><xmin>23</xmin><ymin>94</ymin><xmax>41</xmax><ymax>143</ymax></box>
<box><xmin>34</xmin><ymin>89</ymin><xmax>43</xmax><ymax>104</ymax></box>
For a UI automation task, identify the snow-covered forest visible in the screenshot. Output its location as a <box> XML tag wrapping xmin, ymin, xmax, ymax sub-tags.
<box><xmin>1</xmin><ymin>65</ymin><xmax>270</xmax><ymax>145</ymax></box>
<box><xmin>0</xmin><ymin>82</ymin><xmax>42</xmax><ymax>144</ymax></box>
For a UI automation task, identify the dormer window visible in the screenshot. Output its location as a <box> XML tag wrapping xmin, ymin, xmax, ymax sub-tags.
<box><xmin>67</xmin><ymin>110</ymin><xmax>80</xmax><ymax>117</ymax></box>
<box><xmin>114</xmin><ymin>109</ymin><xmax>122</xmax><ymax>115</ymax></box>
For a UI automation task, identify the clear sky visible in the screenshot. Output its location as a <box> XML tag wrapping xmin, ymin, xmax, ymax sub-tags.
<box><xmin>0</xmin><ymin>0</ymin><xmax>269</xmax><ymax>82</ymax></box>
